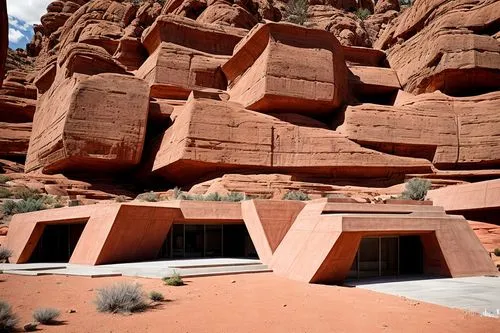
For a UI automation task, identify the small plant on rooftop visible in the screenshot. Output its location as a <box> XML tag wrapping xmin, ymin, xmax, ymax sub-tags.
<box><xmin>0</xmin><ymin>300</ymin><xmax>18</xmax><ymax>332</ymax></box>
<box><xmin>282</xmin><ymin>190</ymin><xmax>310</xmax><ymax>201</ymax></box>
<box><xmin>163</xmin><ymin>272</ymin><xmax>184</xmax><ymax>286</ymax></box>
<box><xmin>148</xmin><ymin>291</ymin><xmax>165</xmax><ymax>302</ymax></box>
<box><xmin>494</xmin><ymin>248</ymin><xmax>500</xmax><ymax>256</ymax></box>
<box><xmin>0</xmin><ymin>248</ymin><xmax>12</xmax><ymax>263</ymax></box>
<box><xmin>284</xmin><ymin>0</ymin><xmax>308</xmax><ymax>25</ymax></box>
<box><xmin>224</xmin><ymin>192</ymin><xmax>246</xmax><ymax>202</ymax></box>
<box><xmin>400</xmin><ymin>178</ymin><xmax>431</xmax><ymax>201</ymax></box>
<box><xmin>355</xmin><ymin>8</ymin><xmax>371</xmax><ymax>20</ymax></box>
<box><xmin>95</xmin><ymin>282</ymin><xmax>148</xmax><ymax>314</ymax></box>
<box><xmin>136</xmin><ymin>191</ymin><xmax>159</xmax><ymax>202</ymax></box>
<box><xmin>0</xmin><ymin>175</ymin><xmax>11</xmax><ymax>184</ymax></box>
<box><xmin>0</xmin><ymin>187</ymin><xmax>11</xmax><ymax>199</ymax></box>
<box><xmin>32</xmin><ymin>308</ymin><xmax>60</xmax><ymax>325</ymax></box>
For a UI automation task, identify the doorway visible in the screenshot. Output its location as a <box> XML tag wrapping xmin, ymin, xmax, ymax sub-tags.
<box><xmin>29</xmin><ymin>223</ymin><xmax>86</xmax><ymax>263</ymax></box>
<box><xmin>349</xmin><ymin>235</ymin><xmax>423</xmax><ymax>279</ymax></box>
<box><xmin>158</xmin><ymin>224</ymin><xmax>258</xmax><ymax>259</ymax></box>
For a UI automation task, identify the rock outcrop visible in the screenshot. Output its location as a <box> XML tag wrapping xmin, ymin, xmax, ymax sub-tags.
<box><xmin>375</xmin><ymin>0</ymin><xmax>500</xmax><ymax>95</ymax></box>
<box><xmin>0</xmin><ymin>0</ymin><xmax>7</xmax><ymax>88</ymax></box>
<box><xmin>338</xmin><ymin>91</ymin><xmax>500</xmax><ymax>168</ymax></box>
<box><xmin>223</xmin><ymin>22</ymin><xmax>348</xmax><ymax>114</ymax></box>
<box><xmin>25</xmin><ymin>43</ymin><xmax>149</xmax><ymax>173</ymax></box>
<box><xmin>0</xmin><ymin>1</ymin><xmax>499</xmax><ymax>261</ymax></box>
<box><xmin>152</xmin><ymin>95</ymin><xmax>431</xmax><ymax>185</ymax></box>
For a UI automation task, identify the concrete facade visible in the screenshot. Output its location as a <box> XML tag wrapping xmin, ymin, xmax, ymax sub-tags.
<box><xmin>5</xmin><ymin>199</ymin><xmax>497</xmax><ymax>284</ymax></box>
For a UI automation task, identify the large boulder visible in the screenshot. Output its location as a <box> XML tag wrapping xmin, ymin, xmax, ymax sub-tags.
<box><xmin>338</xmin><ymin>91</ymin><xmax>500</xmax><ymax>169</ymax></box>
<box><xmin>223</xmin><ymin>22</ymin><xmax>348</xmax><ymax>114</ymax></box>
<box><xmin>151</xmin><ymin>95</ymin><xmax>432</xmax><ymax>185</ymax></box>
<box><xmin>137</xmin><ymin>15</ymin><xmax>247</xmax><ymax>98</ymax></box>
<box><xmin>375</xmin><ymin>0</ymin><xmax>500</xmax><ymax>95</ymax></box>
<box><xmin>25</xmin><ymin>44</ymin><xmax>149</xmax><ymax>173</ymax></box>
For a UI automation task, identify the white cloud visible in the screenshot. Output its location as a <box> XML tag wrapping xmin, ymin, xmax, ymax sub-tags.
<box><xmin>7</xmin><ymin>0</ymin><xmax>52</xmax><ymax>24</ymax></box>
<box><xmin>9</xmin><ymin>16</ymin><xmax>31</xmax><ymax>31</ymax></box>
<box><xmin>8</xmin><ymin>27</ymin><xmax>26</xmax><ymax>43</ymax></box>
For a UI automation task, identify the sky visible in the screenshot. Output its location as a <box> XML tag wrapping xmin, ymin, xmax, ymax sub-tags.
<box><xmin>7</xmin><ymin>0</ymin><xmax>52</xmax><ymax>49</ymax></box>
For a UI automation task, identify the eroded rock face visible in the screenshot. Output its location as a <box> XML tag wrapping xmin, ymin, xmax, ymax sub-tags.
<box><xmin>0</xmin><ymin>0</ymin><xmax>7</xmax><ymax>88</ymax></box>
<box><xmin>223</xmin><ymin>22</ymin><xmax>348</xmax><ymax>114</ymax></box>
<box><xmin>0</xmin><ymin>122</ymin><xmax>31</xmax><ymax>158</ymax></box>
<box><xmin>152</xmin><ymin>95</ymin><xmax>432</xmax><ymax>184</ymax></box>
<box><xmin>376</xmin><ymin>0</ymin><xmax>500</xmax><ymax>95</ymax></box>
<box><xmin>25</xmin><ymin>44</ymin><xmax>150</xmax><ymax>173</ymax></box>
<box><xmin>338</xmin><ymin>91</ymin><xmax>500</xmax><ymax>168</ymax></box>
<box><xmin>137</xmin><ymin>15</ymin><xmax>247</xmax><ymax>98</ymax></box>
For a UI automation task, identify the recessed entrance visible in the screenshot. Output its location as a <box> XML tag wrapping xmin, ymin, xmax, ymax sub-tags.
<box><xmin>348</xmin><ymin>235</ymin><xmax>423</xmax><ymax>279</ymax></box>
<box><xmin>29</xmin><ymin>223</ymin><xmax>86</xmax><ymax>263</ymax></box>
<box><xmin>158</xmin><ymin>224</ymin><xmax>258</xmax><ymax>259</ymax></box>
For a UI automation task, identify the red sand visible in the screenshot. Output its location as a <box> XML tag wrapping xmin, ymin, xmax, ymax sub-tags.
<box><xmin>0</xmin><ymin>273</ymin><xmax>498</xmax><ymax>332</ymax></box>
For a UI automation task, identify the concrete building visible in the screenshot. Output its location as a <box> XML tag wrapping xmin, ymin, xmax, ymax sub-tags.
<box><xmin>5</xmin><ymin>198</ymin><xmax>497</xmax><ymax>284</ymax></box>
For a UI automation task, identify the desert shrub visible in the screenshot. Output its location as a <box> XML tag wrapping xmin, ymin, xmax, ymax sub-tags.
<box><xmin>68</xmin><ymin>200</ymin><xmax>81</xmax><ymax>207</ymax></box>
<box><xmin>95</xmin><ymin>282</ymin><xmax>148</xmax><ymax>314</ymax></box>
<box><xmin>204</xmin><ymin>192</ymin><xmax>223</xmax><ymax>201</ymax></box>
<box><xmin>399</xmin><ymin>0</ymin><xmax>413</xmax><ymax>6</ymax></box>
<box><xmin>173</xmin><ymin>187</ymin><xmax>183</xmax><ymax>199</ymax></box>
<box><xmin>284</xmin><ymin>0</ymin><xmax>308</xmax><ymax>25</ymax></box>
<box><xmin>0</xmin><ymin>176</ymin><xmax>10</xmax><ymax>184</ymax></box>
<box><xmin>0</xmin><ymin>187</ymin><xmax>11</xmax><ymax>199</ymax></box>
<box><xmin>163</xmin><ymin>272</ymin><xmax>184</xmax><ymax>286</ymax></box>
<box><xmin>12</xmin><ymin>188</ymin><xmax>42</xmax><ymax>201</ymax></box>
<box><xmin>224</xmin><ymin>192</ymin><xmax>246</xmax><ymax>202</ymax></box>
<box><xmin>32</xmin><ymin>308</ymin><xmax>60</xmax><ymax>324</ymax></box>
<box><xmin>136</xmin><ymin>191</ymin><xmax>159</xmax><ymax>202</ymax></box>
<box><xmin>115</xmin><ymin>195</ymin><xmax>128</xmax><ymax>203</ymax></box>
<box><xmin>148</xmin><ymin>291</ymin><xmax>165</xmax><ymax>302</ymax></box>
<box><xmin>355</xmin><ymin>8</ymin><xmax>371</xmax><ymax>20</ymax></box>
<box><xmin>494</xmin><ymin>248</ymin><xmax>500</xmax><ymax>256</ymax></box>
<box><xmin>0</xmin><ymin>301</ymin><xmax>18</xmax><ymax>332</ymax></box>
<box><xmin>401</xmin><ymin>178</ymin><xmax>431</xmax><ymax>201</ymax></box>
<box><xmin>1</xmin><ymin>199</ymin><xmax>46</xmax><ymax>215</ymax></box>
<box><xmin>0</xmin><ymin>248</ymin><xmax>12</xmax><ymax>263</ymax></box>
<box><xmin>282</xmin><ymin>190</ymin><xmax>310</xmax><ymax>201</ymax></box>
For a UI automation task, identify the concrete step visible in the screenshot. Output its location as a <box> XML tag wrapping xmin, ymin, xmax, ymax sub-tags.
<box><xmin>177</xmin><ymin>264</ymin><xmax>272</xmax><ymax>278</ymax></box>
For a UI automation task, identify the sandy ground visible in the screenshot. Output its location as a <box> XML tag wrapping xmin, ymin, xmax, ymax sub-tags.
<box><xmin>0</xmin><ymin>273</ymin><xmax>498</xmax><ymax>333</ymax></box>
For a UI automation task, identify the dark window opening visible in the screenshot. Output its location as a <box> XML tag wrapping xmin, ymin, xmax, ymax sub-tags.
<box><xmin>29</xmin><ymin>223</ymin><xmax>86</xmax><ymax>263</ymax></box>
<box><xmin>158</xmin><ymin>224</ymin><xmax>257</xmax><ymax>259</ymax></box>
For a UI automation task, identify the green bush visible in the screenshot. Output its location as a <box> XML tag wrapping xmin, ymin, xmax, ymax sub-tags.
<box><xmin>163</xmin><ymin>272</ymin><xmax>184</xmax><ymax>286</ymax></box>
<box><xmin>0</xmin><ymin>187</ymin><xmax>11</xmax><ymax>199</ymax></box>
<box><xmin>0</xmin><ymin>300</ymin><xmax>18</xmax><ymax>332</ymax></box>
<box><xmin>136</xmin><ymin>191</ymin><xmax>159</xmax><ymax>202</ymax></box>
<box><xmin>148</xmin><ymin>291</ymin><xmax>165</xmax><ymax>302</ymax></box>
<box><xmin>115</xmin><ymin>195</ymin><xmax>128</xmax><ymax>203</ymax></box>
<box><xmin>95</xmin><ymin>282</ymin><xmax>148</xmax><ymax>314</ymax></box>
<box><xmin>224</xmin><ymin>192</ymin><xmax>246</xmax><ymax>202</ymax></box>
<box><xmin>0</xmin><ymin>175</ymin><xmax>11</xmax><ymax>184</ymax></box>
<box><xmin>0</xmin><ymin>248</ymin><xmax>12</xmax><ymax>263</ymax></box>
<box><xmin>494</xmin><ymin>248</ymin><xmax>500</xmax><ymax>256</ymax></box>
<box><xmin>401</xmin><ymin>178</ymin><xmax>431</xmax><ymax>201</ymax></box>
<box><xmin>355</xmin><ymin>8</ymin><xmax>371</xmax><ymax>20</ymax></box>
<box><xmin>204</xmin><ymin>192</ymin><xmax>222</xmax><ymax>201</ymax></box>
<box><xmin>399</xmin><ymin>0</ymin><xmax>413</xmax><ymax>6</ymax></box>
<box><xmin>12</xmin><ymin>188</ymin><xmax>42</xmax><ymax>201</ymax></box>
<box><xmin>1</xmin><ymin>198</ymin><xmax>47</xmax><ymax>215</ymax></box>
<box><xmin>32</xmin><ymin>308</ymin><xmax>60</xmax><ymax>325</ymax></box>
<box><xmin>284</xmin><ymin>0</ymin><xmax>308</xmax><ymax>25</ymax></box>
<box><xmin>282</xmin><ymin>190</ymin><xmax>310</xmax><ymax>201</ymax></box>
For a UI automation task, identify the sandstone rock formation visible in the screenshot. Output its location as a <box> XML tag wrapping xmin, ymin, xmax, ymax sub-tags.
<box><xmin>152</xmin><ymin>95</ymin><xmax>431</xmax><ymax>184</ymax></box>
<box><xmin>223</xmin><ymin>22</ymin><xmax>348</xmax><ymax>114</ymax></box>
<box><xmin>338</xmin><ymin>91</ymin><xmax>500</xmax><ymax>168</ymax></box>
<box><xmin>0</xmin><ymin>0</ymin><xmax>7</xmax><ymax>88</ymax></box>
<box><xmin>375</xmin><ymin>0</ymin><xmax>500</xmax><ymax>95</ymax></box>
<box><xmin>0</xmin><ymin>0</ymin><xmax>499</xmax><ymax>257</ymax></box>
